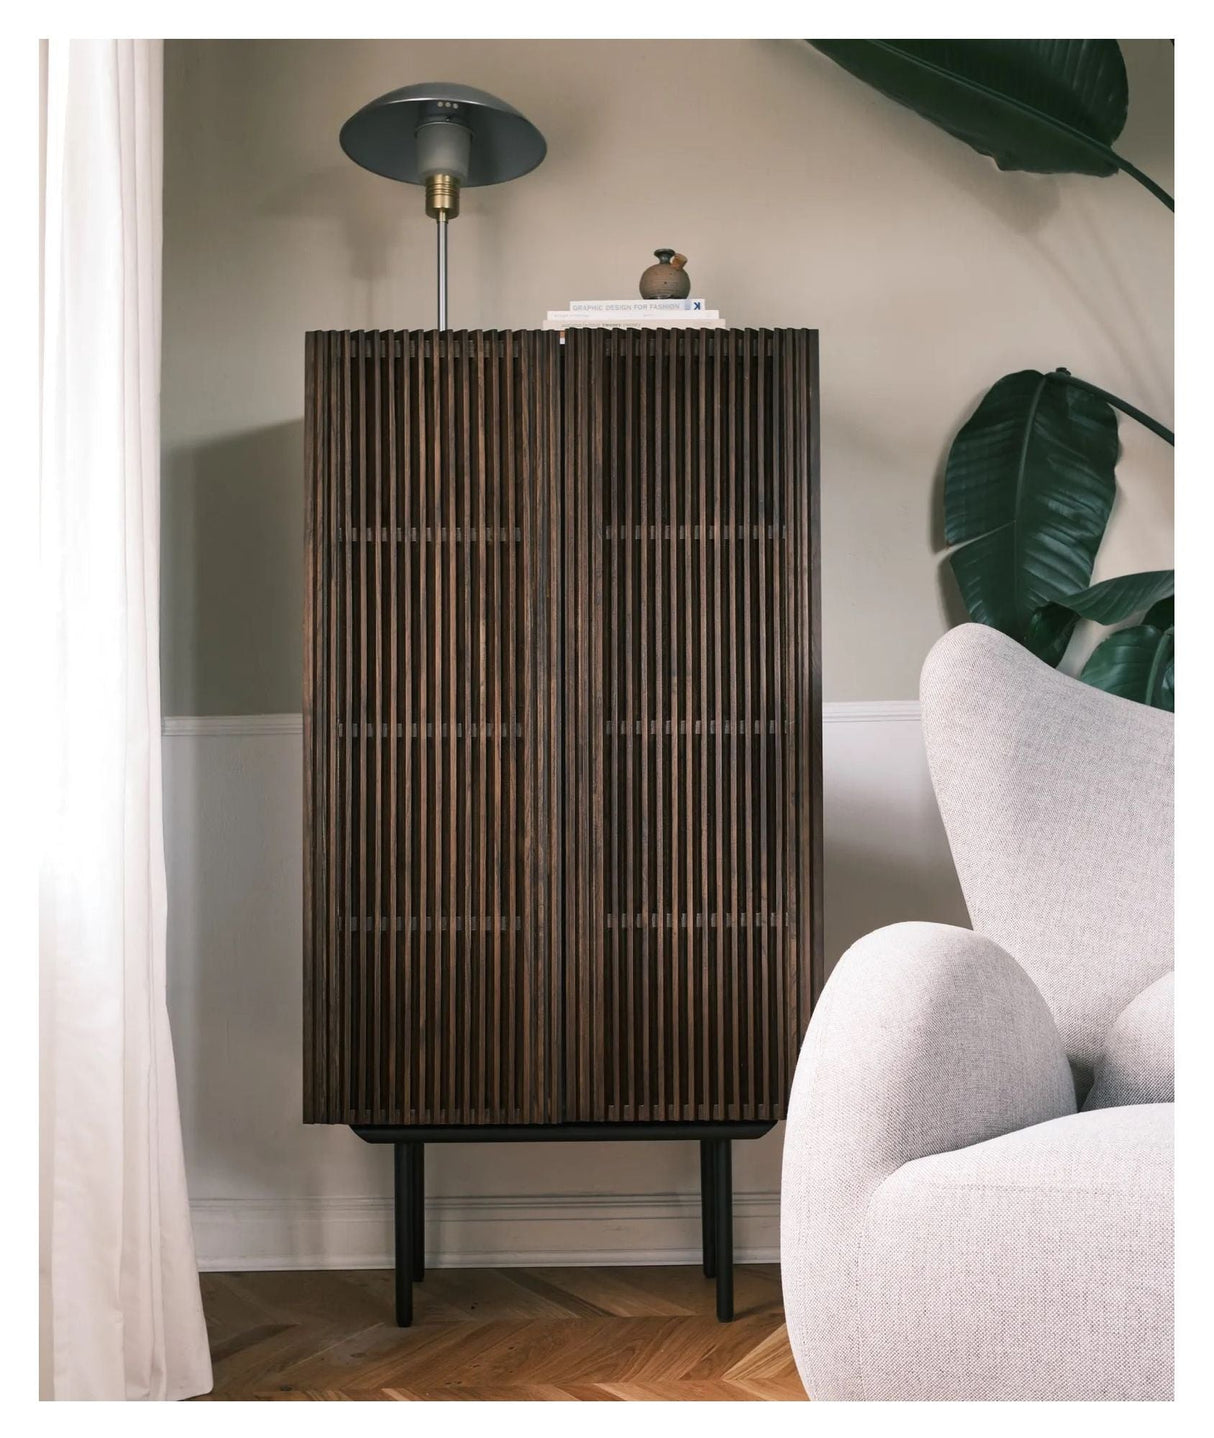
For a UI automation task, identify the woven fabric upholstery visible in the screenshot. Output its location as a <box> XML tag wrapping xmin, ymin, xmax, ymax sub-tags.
<box><xmin>858</xmin><ymin>1104</ymin><xmax>1173</xmax><ymax>1401</ymax></box>
<box><xmin>780</xmin><ymin>921</ymin><xmax>1075</xmax><ymax>1401</ymax></box>
<box><xmin>920</xmin><ymin>624</ymin><xmax>1173</xmax><ymax>1096</ymax></box>
<box><xmin>780</xmin><ymin>626</ymin><xmax>1175</xmax><ymax>1400</ymax></box>
<box><xmin>1083</xmin><ymin>971</ymin><xmax>1174</xmax><ymax>1111</ymax></box>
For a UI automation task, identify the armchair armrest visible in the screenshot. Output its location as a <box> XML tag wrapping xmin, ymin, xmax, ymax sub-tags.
<box><xmin>780</xmin><ymin>921</ymin><xmax>1075</xmax><ymax>1400</ymax></box>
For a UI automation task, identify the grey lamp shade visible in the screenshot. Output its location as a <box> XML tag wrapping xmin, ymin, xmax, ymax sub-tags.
<box><xmin>339</xmin><ymin>82</ymin><xmax>547</xmax><ymax>187</ymax></box>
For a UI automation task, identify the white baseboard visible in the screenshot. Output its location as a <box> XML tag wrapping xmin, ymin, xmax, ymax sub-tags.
<box><xmin>191</xmin><ymin>1190</ymin><xmax>780</xmax><ymax>1272</ymax></box>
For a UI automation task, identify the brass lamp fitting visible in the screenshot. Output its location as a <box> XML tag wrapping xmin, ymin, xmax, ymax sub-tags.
<box><xmin>425</xmin><ymin>173</ymin><xmax>461</xmax><ymax>220</ymax></box>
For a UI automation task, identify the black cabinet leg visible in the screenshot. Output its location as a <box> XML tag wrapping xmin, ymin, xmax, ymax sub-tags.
<box><xmin>412</xmin><ymin>1142</ymin><xmax>425</xmax><ymax>1281</ymax></box>
<box><xmin>712</xmin><ymin>1138</ymin><xmax>734</xmax><ymax>1322</ymax></box>
<box><xmin>700</xmin><ymin>1140</ymin><xmax>716</xmax><ymax>1278</ymax></box>
<box><xmin>393</xmin><ymin>1142</ymin><xmax>414</xmax><ymax>1326</ymax></box>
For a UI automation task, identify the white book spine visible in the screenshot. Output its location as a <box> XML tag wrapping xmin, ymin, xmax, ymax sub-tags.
<box><xmin>543</xmin><ymin>317</ymin><xmax>728</xmax><ymax>331</ymax></box>
<box><xmin>569</xmin><ymin>297</ymin><xmax>710</xmax><ymax>312</ymax></box>
<box><xmin>547</xmin><ymin>309</ymin><xmax>720</xmax><ymax>323</ymax></box>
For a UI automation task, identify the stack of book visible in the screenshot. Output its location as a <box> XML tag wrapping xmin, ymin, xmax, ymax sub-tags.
<box><xmin>543</xmin><ymin>298</ymin><xmax>727</xmax><ymax>330</ymax></box>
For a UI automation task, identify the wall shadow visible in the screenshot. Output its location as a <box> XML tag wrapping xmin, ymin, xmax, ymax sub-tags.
<box><xmin>823</xmin><ymin>836</ymin><xmax>970</xmax><ymax>981</ymax></box>
<box><xmin>162</xmin><ymin>420</ymin><xmax>305</xmax><ymax>716</ymax></box>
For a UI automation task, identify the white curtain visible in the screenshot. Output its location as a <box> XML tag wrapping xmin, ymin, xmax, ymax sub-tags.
<box><xmin>39</xmin><ymin>40</ymin><xmax>213</xmax><ymax>1401</ymax></box>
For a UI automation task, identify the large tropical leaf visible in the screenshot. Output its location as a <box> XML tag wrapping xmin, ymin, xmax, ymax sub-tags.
<box><xmin>1080</xmin><ymin>622</ymin><xmax>1174</xmax><ymax>711</ymax></box>
<box><xmin>1058</xmin><ymin>568</ymin><xmax>1174</xmax><ymax>624</ymax></box>
<box><xmin>808</xmin><ymin>40</ymin><xmax>1172</xmax><ymax>207</ymax></box>
<box><xmin>1023</xmin><ymin>603</ymin><xmax>1080</xmax><ymax>666</ymax></box>
<box><xmin>1144</xmin><ymin>596</ymin><xmax>1173</xmax><ymax>630</ymax></box>
<box><xmin>945</xmin><ymin>370</ymin><xmax>1120</xmax><ymax>652</ymax></box>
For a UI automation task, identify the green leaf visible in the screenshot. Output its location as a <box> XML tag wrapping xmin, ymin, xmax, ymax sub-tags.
<box><xmin>1058</xmin><ymin>569</ymin><xmax>1174</xmax><ymax>624</ymax></box>
<box><xmin>807</xmin><ymin>40</ymin><xmax>1173</xmax><ymax>207</ymax></box>
<box><xmin>1144</xmin><ymin>596</ymin><xmax>1174</xmax><ymax>631</ymax></box>
<box><xmin>945</xmin><ymin>370</ymin><xmax>1119</xmax><ymax>643</ymax></box>
<box><xmin>1024</xmin><ymin>602</ymin><xmax>1080</xmax><ymax>666</ymax></box>
<box><xmin>1080</xmin><ymin>624</ymin><xmax>1174</xmax><ymax>711</ymax></box>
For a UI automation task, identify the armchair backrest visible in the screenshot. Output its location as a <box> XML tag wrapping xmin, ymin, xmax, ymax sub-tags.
<box><xmin>920</xmin><ymin>624</ymin><xmax>1173</xmax><ymax>1096</ymax></box>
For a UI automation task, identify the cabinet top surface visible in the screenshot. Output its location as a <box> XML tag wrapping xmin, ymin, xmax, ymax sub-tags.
<box><xmin>304</xmin><ymin>326</ymin><xmax>818</xmax><ymax>339</ymax></box>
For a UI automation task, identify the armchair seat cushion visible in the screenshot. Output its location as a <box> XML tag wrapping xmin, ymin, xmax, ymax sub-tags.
<box><xmin>856</xmin><ymin>1104</ymin><xmax>1173</xmax><ymax>1401</ymax></box>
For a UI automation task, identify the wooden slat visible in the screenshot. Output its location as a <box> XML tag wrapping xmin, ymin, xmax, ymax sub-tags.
<box><xmin>443</xmin><ymin>334</ymin><xmax>457</xmax><ymax>1122</ymax></box>
<box><xmin>350</xmin><ymin>333</ymin><xmax>365</xmax><ymax>1121</ymax></box>
<box><xmin>771</xmin><ymin>331</ymin><xmax>787</xmax><ymax>1109</ymax></box>
<box><xmin>590</xmin><ymin>333</ymin><xmax>606</xmax><ymax>1118</ymax></box>
<box><xmin>710</xmin><ymin>335</ymin><xmax>725</xmax><ymax>1120</ymax></box>
<box><xmin>506</xmin><ymin>334</ymin><xmax>520</xmax><ymax>1120</ymax></box>
<box><xmin>302</xmin><ymin>332</ymin><xmax>318</xmax><ymax>1121</ymax></box>
<box><xmin>518</xmin><ymin>331</ymin><xmax>532</xmax><ymax>1123</ymax></box>
<box><xmin>759</xmin><ymin>333</ymin><xmax>770</xmax><ymax>1110</ymax></box>
<box><xmin>740</xmin><ymin>331</ymin><xmax>756</xmax><ymax>1115</ymax></box>
<box><xmin>562</xmin><ymin>335</ymin><xmax>577</xmax><ymax>1118</ymax></box>
<box><xmin>666</xmin><ymin>333</ymin><xmax>680</xmax><ymax>1120</ymax></box>
<box><xmin>482</xmin><ymin>331</ymin><xmax>498</xmax><ymax>1123</ymax></box>
<box><xmin>725</xmin><ymin>333</ymin><xmax>742</xmax><ymax>1119</ymax></box>
<box><xmin>426</xmin><ymin>333</ymin><xmax>441</xmax><ymax>1122</ymax></box>
<box><xmin>387</xmin><ymin>331</ymin><xmax>401</xmax><ymax>1122</ymax></box>
<box><xmin>370</xmin><ymin>335</ymin><xmax>384</xmax><ymax>1122</ymax></box>
<box><xmin>340</xmin><ymin>331</ymin><xmax>353</xmax><ymax>1120</ymax></box>
<box><xmin>326</xmin><ymin>335</ymin><xmax>340</xmax><ymax>1117</ymax></box>
<box><xmin>545</xmin><ymin>331</ymin><xmax>564</xmax><ymax>1123</ymax></box>
<box><xmin>514</xmin><ymin>336</ymin><xmax>529</xmax><ymax>1121</ymax></box>
<box><xmin>638</xmin><ymin>331</ymin><xmax>651</xmax><ymax>1120</ymax></box>
<box><xmin>806</xmin><ymin>332</ymin><xmax>825</xmax><ymax>1034</ymax></box>
<box><xmin>622</xmin><ymin>335</ymin><xmax>637</xmax><ymax>1120</ymax></box>
<box><xmin>582</xmin><ymin>337</ymin><xmax>595</xmax><ymax>1118</ymax></box>
<box><xmin>694</xmin><ymin>331</ymin><xmax>709</xmax><ymax>1118</ymax></box>
<box><xmin>607</xmin><ymin>330</ymin><xmax>622</xmax><ymax>1120</ymax></box>
<box><xmin>521</xmin><ymin>333</ymin><xmax>535</xmax><ymax>1123</ymax></box>
<box><xmin>653</xmin><ymin>333</ymin><xmax>667</xmax><ymax>1121</ymax></box>
<box><xmin>518</xmin><ymin>332</ymin><xmax>531</xmax><ymax>1122</ymax></box>
<box><xmin>414</xmin><ymin>333</ymin><xmax>430</xmax><ymax>1121</ymax></box>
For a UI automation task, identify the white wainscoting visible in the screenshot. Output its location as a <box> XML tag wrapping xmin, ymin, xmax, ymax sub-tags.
<box><xmin>163</xmin><ymin>702</ymin><xmax>967</xmax><ymax>1271</ymax></box>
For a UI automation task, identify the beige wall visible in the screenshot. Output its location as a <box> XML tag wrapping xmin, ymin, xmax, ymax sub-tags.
<box><xmin>161</xmin><ymin>39</ymin><xmax>1173</xmax><ymax>714</ymax></box>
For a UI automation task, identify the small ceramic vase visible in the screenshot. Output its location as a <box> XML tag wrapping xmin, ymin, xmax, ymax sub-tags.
<box><xmin>639</xmin><ymin>249</ymin><xmax>690</xmax><ymax>300</ymax></box>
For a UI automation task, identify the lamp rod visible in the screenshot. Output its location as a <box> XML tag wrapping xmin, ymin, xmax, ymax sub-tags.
<box><xmin>436</xmin><ymin>215</ymin><xmax>449</xmax><ymax>330</ymax></box>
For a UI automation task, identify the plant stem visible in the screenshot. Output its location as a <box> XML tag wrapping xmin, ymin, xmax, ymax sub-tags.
<box><xmin>1112</xmin><ymin>153</ymin><xmax>1175</xmax><ymax>210</ymax></box>
<box><xmin>1145</xmin><ymin>629</ymin><xmax>1174</xmax><ymax>706</ymax></box>
<box><xmin>1053</xmin><ymin>371</ymin><xmax>1175</xmax><ymax>446</ymax></box>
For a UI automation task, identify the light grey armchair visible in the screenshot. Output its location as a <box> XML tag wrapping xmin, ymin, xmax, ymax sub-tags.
<box><xmin>781</xmin><ymin>624</ymin><xmax>1174</xmax><ymax>1401</ymax></box>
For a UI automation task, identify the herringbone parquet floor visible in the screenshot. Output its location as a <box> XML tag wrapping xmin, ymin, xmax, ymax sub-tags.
<box><xmin>197</xmin><ymin>1264</ymin><xmax>807</xmax><ymax>1400</ymax></box>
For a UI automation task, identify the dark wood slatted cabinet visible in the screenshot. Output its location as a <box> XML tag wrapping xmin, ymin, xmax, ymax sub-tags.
<box><xmin>303</xmin><ymin>328</ymin><xmax>822</xmax><ymax>1323</ymax></box>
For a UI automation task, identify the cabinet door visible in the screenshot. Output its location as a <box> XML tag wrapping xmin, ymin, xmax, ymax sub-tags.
<box><xmin>304</xmin><ymin>331</ymin><xmax>563</xmax><ymax>1124</ymax></box>
<box><xmin>562</xmin><ymin>329</ymin><xmax>821</xmax><ymax>1122</ymax></box>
